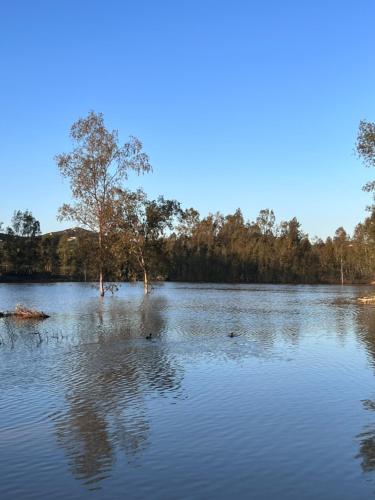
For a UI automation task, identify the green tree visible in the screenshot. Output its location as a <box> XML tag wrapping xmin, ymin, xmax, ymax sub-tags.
<box><xmin>5</xmin><ymin>210</ymin><xmax>41</xmax><ymax>274</ymax></box>
<box><xmin>40</xmin><ymin>234</ymin><xmax>60</xmax><ymax>274</ymax></box>
<box><xmin>114</xmin><ymin>189</ymin><xmax>180</xmax><ymax>293</ymax></box>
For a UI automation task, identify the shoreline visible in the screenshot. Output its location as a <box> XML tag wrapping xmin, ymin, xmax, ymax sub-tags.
<box><xmin>0</xmin><ymin>277</ymin><xmax>373</xmax><ymax>286</ymax></box>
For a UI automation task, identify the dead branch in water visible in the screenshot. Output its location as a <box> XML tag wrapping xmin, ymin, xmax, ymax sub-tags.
<box><xmin>0</xmin><ymin>304</ymin><xmax>50</xmax><ymax>319</ymax></box>
<box><xmin>358</xmin><ymin>296</ymin><xmax>375</xmax><ymax>304</ymax></box>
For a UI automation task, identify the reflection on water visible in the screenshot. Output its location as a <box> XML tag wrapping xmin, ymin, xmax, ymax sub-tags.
<box><xmin>357</xmin><ymin>401</ymin><xmax>375</xmax><ymax>474</ymax></box>
<box><xmin>52</xmin><ymin>295</ymin><xmax>183</xmax><ymax>487</ymax></box>
<box><xmin>3</xmin><ymin>283</ymin><xmax>375</xmax><ymax>498</ymax></box>
<box><xmin>356</xmin><ymin>302</ymin><xmax>375</xmax><ymax>479</ymax></box>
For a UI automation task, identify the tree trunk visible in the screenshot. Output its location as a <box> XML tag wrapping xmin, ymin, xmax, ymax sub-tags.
<box><xmin>98</xmin><ymin>229</ymin><xmax>105</xmax><ymax>296</ymax></box>
<box><xmin>99</xmin><ymin>269</ymin><xmax>105</xmax><ymax>297</ymax></box>
<box><xmin>140</xmin><ymin>255</ymin><xmax>150</xmax><ymax>294</ymax></box>
<box><xmin>144</xmin><ymin>269</ymin><xmax>149</xmax><ymax>294</ymax></box>
<box><xmin>340</xmin><ymin>254</ymin><xmax>344</xmax><ymax>286</ymax></box>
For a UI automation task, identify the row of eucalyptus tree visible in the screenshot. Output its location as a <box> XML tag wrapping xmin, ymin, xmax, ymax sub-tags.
<box><xmin>2</xmin><ymin>205</ymin><xmax>375</xmax><ymax>286</ymax></box>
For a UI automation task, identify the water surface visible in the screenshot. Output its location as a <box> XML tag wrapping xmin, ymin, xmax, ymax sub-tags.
<box><xmin>1</xmin><ymin>283</ymin><xmax>375</xmax><ymax>499</ymax></box>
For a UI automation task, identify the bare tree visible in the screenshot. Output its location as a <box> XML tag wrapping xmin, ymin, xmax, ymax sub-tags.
<box><xmin>56</xmin><ymin>111</ymin><xmax>151</xmax><ymax>296</ymax></box>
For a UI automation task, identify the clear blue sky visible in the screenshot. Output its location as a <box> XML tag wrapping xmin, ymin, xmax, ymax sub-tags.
<box><xmin>1</xmin><ymin>0</ymin><xmax>375</xmax><ymax>238</ymax></box>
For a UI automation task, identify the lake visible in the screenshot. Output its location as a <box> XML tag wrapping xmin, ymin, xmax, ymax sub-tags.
<box><xmin>1</xmin><ymin>282</ymin><xmax>375</xmax><ymax>499</ymax></box>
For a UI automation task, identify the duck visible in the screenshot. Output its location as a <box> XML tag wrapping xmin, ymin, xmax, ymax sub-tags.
<box><xmin>228</xmin><ymin>332</ymin><xmax>235</xmax><ymax>338</ymax></box>
<box><xmin>145</xmin><ymin>333</ymin><xmax>152</xmax><ymax>340</ymax></box>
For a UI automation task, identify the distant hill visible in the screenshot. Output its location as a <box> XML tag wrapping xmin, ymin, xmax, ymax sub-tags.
<box><xmin>42</xmin><ymin>227</ymin><xmax>95</xmax><ymax>238</ymax></box>
<box><xmin>0</xmin><ymin>227</ymin><xmax>94</xmax><ymax>240</ymax></box>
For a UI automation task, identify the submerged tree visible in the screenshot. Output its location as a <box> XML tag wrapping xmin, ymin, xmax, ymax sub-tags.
<box><xmin>55</xmin><ymin>111</ymin><xmax>151</xmax><ymax>296</ymax></box>
<box><xmin>114</xmin><ymin>188</ymin><xmax>180</xmax><ymax>293</ymax></box>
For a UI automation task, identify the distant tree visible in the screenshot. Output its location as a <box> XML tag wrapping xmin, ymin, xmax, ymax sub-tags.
<box><xmin>114</xmin><ymin>188</ymin><xmax>180</xmax><ymax>293</ymax></box>
<box><xmin>74</xmin><ymin>231</ymin><xmax>99</xmax><ymax>282</ymax></box>
<box><xmin>40</xmin><ymin>234</ymin><xmax>60</xmax><ymax>274</ymax></box>
<box><xmin>55</xmin><ymin>111</ymin><xmax>152</xmax><ymax>296</ymax></box>
<box><xmin>256</xmin><ymin>209</ymin><xmax>276</xmax><ymax>236</ymax></box>
<box><xmin>276</xmin><ymin>218</ymin><xmax>309</xmax><ymax>282</ymax></box>
<box><xmin>333</xmin><ymin>227</ymin><xmax>349</xmax><ymax>285</ymax></box>
<box><xmin>279</xmin><ymin>217</ymin><xmax>304</xmax><ymax>243</ymax></box>
<box><xmin>57</xmin><ymin>235</ymin><xmax>77</xmax><ymax>278</ymax></box>
<box><xmin>176</xmin><ymin>208</ymin><xmax>200</xmax><ymax>238</ymax></box>
<box><xmin>5</xmin><ymin>210</ymin><xmax>41</xmax><ymax>274</ymax></box>
<box><xmin>9</xmin><ymin>210</ymin><xmax>40</xmax><ymax>238</ymax></box>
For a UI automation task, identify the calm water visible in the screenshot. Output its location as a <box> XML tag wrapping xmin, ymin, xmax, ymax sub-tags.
<box><xmin>2</xmin><ymin>283</ymin><xmax>375</xmax><ymax>499</ymax></box>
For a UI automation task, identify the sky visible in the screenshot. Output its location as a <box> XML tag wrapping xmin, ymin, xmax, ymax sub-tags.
<box><xmin>1</xmin><ymin>0</ymin><xmax>375</xmax><ymax>238</ymax></box>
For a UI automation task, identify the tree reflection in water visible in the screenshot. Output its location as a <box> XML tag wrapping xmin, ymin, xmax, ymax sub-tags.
<box><xmin>356</xmin><ymin>304</ymin><xmax>375</xmax><ymax>475</ymax></box>
<box><xmin>357</xmin><ymin>401</ymin><xmax>375</xmax><ymax>473</ymax></box>
<box><xmin>357</xmin><ymin>431</ymin><xmax>375</xmax><ymax>473</ymax></box>
<box><xmin>51</xmin><ymin>294</ymin><xmax>183</xmax><ymax>488</ymax></box>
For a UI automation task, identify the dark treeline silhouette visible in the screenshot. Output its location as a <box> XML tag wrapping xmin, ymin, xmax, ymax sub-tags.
<box><xmin>1</xmin><ymin>206</ymin><xmax>375</xmax><ymax>285</ymax></box>
<box><xmin>166</xmin><ymin>208</ymin><xmax>375</xmax><ymax>284</ymax></box>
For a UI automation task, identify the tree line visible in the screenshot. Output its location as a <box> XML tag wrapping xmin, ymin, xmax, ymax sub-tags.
<box><xmin>2</xmin><ymin>205</ymin><xmax>375</xmax><ymax>289</ymax></box>
<box><xmin>1</xmin><ymin>112</ymin><xmax>375</xmax><ymax>294</ymax></box>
